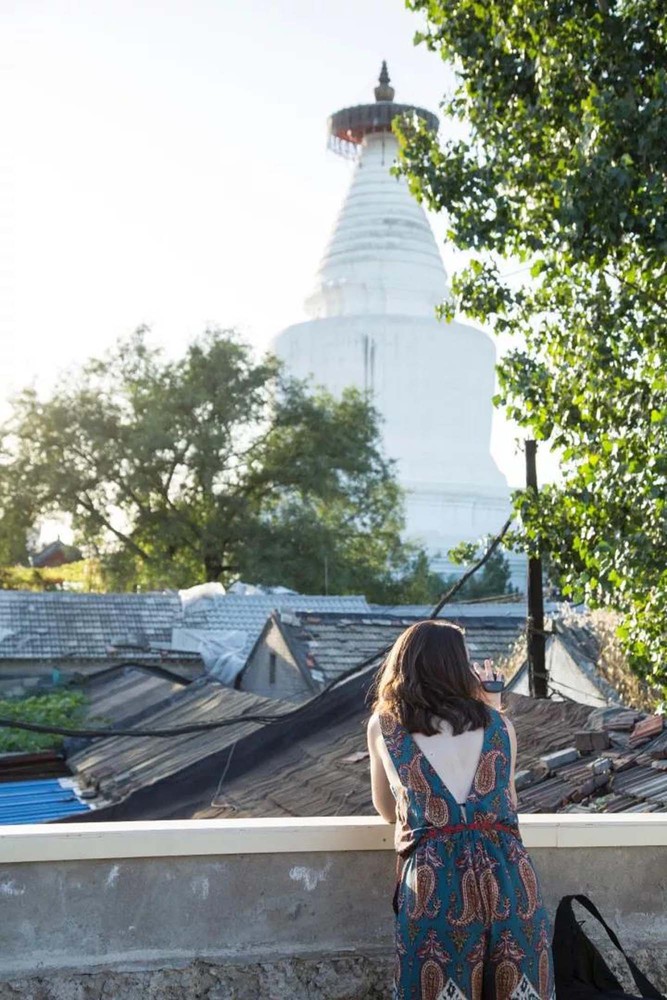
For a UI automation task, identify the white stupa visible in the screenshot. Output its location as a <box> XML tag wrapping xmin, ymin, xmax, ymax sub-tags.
<box><xmin>273</xmin><ymin>64</ymin><xmax>513</xmax><ymax>576</ymax></box>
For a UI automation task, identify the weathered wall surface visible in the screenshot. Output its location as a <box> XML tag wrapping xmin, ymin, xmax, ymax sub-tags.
<box><xmin>0</xmin><ymin>844</ymin><xmax>665</xmax><ymax>997</ymax></box>
<box><xmin>0</xmin><ymin>956</ymin><xmax>392</xmax><ymax>1000</ymax></box>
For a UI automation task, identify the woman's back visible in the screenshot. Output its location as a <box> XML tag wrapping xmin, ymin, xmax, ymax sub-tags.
<box><xmin>380</xmin><ymin>707</ymin><xmax>517</xmax><ymax>838</ymax></box>
<box><xmin>411</xmin><ymin>721</ymin><xmax>484</xmax><ymax>805</ymax></box>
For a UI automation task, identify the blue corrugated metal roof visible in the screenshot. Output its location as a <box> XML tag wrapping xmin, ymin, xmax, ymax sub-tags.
<box><xmin>0</xmin><ymin>778</ymin><xmax>92</xmax><ymax>825</ymax></box>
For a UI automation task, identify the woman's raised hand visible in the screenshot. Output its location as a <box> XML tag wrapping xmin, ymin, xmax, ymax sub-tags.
<box><xmin>472</xmin><ymin>659</ymin><xmax>505</xmax><ymax>707</ymax></box>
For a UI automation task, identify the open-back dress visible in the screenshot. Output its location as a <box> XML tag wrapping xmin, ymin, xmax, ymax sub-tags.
<box><xmin>380</xmin><ymin>707</ymin><xmax>555</xmax><ymax>1000</ymax></box>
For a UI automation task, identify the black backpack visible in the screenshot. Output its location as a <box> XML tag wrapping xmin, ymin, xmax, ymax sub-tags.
<box><xmin>553</xmin><ymin>894</ymin><xmax>664</xmax><ymax>999</ymax></box>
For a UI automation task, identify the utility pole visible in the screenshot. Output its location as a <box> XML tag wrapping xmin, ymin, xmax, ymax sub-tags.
<box><xmin>525</xmin><ymin>440</ymin><xmax>548</xmax><ymax>698</ymax></box>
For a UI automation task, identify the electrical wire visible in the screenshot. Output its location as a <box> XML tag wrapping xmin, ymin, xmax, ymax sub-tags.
<box><xmin>547</xmin><ymin>677</ymin><xmax>608</xmax><ymax>701</ymax></box>
<box><xmin>0</xmin><ymin>519</ymin><xmax>514</xmax><ymax>742</ymax></box>
<box><xmin>430</xmin><ymin>517</ymin><xmax>513</xmax><ymax>619</ymax></box>
<box><xmin>210</xmin><ymin>739</ymin><xmax>238</xmax><ymax>807</ymax></box>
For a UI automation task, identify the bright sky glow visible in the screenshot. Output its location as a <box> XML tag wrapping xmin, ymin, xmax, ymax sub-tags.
<box><xmin>2</xmin><ymin>0</ymin><xmax>557</xmax><ymax>489</ymax></box>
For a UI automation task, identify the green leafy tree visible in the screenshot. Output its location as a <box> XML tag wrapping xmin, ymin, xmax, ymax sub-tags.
<box><xmin>397</xmin><ymin>0</ymin><xmax>667</xmax><ymax>688</ymax></box>
<box><xmin>3</xmin><ymin>328</ymin><xmax>431</xmax><ymax>599</ymax></box>
<box><xmin>0</xmin><ymin>691</ymin><xmax>86</xmax><ymax>753</ymax></box>
<box><xmin>0</xmin><ymin>460</ymin><xmax>33</xmax><ymax>567</ymax></box>
<box><xmin>445</xmin><ymin>540</ymin><xmax>517</xmax><ymax>602</ymax></box>
<box><xmin>388</xmin><ymin>550</ymin><xmax>448</xmax><ymax>605</ymax></box>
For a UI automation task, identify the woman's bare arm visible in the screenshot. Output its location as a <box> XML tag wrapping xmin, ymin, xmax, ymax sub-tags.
<box><xmin>503</xmin><ymin>715</ymin><xmax>519</xmax><ymax>809</ymax></box>
<box><xmin>367</xmin><ymin>714</ymin><xmax>397</xmax><ymax>824</ymax></box>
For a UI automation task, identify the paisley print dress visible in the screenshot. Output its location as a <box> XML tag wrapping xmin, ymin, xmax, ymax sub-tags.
<box><xmin>380</xmin><ymin>708</ymin><xmax>555</xmax><ymax>1000</ymax></box>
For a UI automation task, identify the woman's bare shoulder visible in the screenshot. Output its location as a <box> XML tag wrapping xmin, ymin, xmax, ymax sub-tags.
<box><xmin>367</xmin><ymin>712</ymin><xmax>382</xmax><ymax>737</ymax></box>
<box><xmin>368</xmin><ymin>711</ymin><xmax>396</xmax><ymax>746</ymax></box>
<box><xmin>498</xmin><ymin>712</ymin><xmax>517</xmax><ymax>740</ymax></box>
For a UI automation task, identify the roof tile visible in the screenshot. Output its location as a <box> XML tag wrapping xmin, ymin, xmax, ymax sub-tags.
<box><xmin>276</xmin><ymin>611</ymin><xmax>524</xmax><ymax>682</ymax></box>
<box><xmin>0</xmin><ymin>591</ymin><xmax>370</xmax><ymax>664</ymax></box>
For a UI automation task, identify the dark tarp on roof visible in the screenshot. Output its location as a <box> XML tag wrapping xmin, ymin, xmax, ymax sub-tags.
<box><xmin>62</xmin><ymin>661</ymin><xmax>378</xmax><ymax>822</ymax></box>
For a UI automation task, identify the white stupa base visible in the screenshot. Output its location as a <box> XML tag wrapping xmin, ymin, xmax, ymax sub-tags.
<box><xmin>274</xmin><ymin>314</ymin><xmax>506</xmax><ymax>490</ymax></box>
<box><xmin>403</xmin><ymin>481</ymin><xmax>526</xmax><ymax>591</ymax></box>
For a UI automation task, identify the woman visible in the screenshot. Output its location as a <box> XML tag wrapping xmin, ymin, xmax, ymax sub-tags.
<box><xmin>367</xmin><ymin>619</ymin><xmax>554</xmax><ymax>1000</ymax></box>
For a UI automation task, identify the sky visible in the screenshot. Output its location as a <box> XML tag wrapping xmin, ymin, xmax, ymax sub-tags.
<box><xmin>2</xmin><ymin>0</ymin><xmax>554</xmax><ymax>489</ymax></box>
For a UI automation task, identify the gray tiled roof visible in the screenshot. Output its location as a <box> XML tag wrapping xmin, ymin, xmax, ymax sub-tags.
<box><xmin>198</xmin><ymin>692</ymin><xmax>665</xmax><ymax>820</ymax></box>
<box><xmin>515</xmin><ymin>704</ymin><xmax>667</xmax><ymax>814</ymax></box>
<box><xmin>68</xmin><ymin>680</ymin><xmax>293</xmax><ymax>810</ymax></box>
<box><xmin>0</xmin><ymin>591</ymin><xmax>370</xmax><ymax>662</ymax></box>
<box><xmin>0</xmin><ymin>591</ymin><xmax>181</xmax><ymax>660</ymax></box>
<box><xmin>183</xmin><ymin>593</ymin><xmax>369</xmax><ymax>629</ymax></box>
<box><xmin>277</xmin><ymin>611</ymin><xmax>525</xmax><ymax>681</ymax></box>
<box><xmin>195</xmin><ymin>691</ymin><xmax>597</xmax><ymax>820</ymax></box>
<box><xmin>180</xmin><ymin>594</ymin><xmax>370</xmax><ymax>664</ymax></box>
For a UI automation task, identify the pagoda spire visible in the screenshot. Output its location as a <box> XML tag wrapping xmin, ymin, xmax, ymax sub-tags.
<box><xmin>374</xmin><ymin>60</ymin><xmax>395</xmax><ymax>102</ymax></box>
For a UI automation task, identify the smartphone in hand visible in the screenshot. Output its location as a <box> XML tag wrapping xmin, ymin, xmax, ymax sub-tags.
<box><xmin>480</xmin><ymin>678</ymin><xmax>505</xmax><ymax>693</ymax></box>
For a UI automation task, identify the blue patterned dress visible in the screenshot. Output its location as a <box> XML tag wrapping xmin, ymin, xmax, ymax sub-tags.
<box><xmin>380</xmin><ymin>708</ymin><xmax>555</xmax><ymax>1000</ymax></box>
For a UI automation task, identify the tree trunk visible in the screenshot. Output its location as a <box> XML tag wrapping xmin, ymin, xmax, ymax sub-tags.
<box><xmin>203</xmin><ymin>554</ymin><xmax>224</xmax><ymax>582</ymax></box>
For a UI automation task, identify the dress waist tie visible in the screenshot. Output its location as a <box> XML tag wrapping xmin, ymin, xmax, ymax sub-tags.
<box><xmin>422</xmin><ymin>819</ymin><xmax>520</xmax><ymax>840</ymax></box>
<box><xmin>392</xmin><ymin>819</ymin><xmax>520</xmax><ymax>915</ymax></box>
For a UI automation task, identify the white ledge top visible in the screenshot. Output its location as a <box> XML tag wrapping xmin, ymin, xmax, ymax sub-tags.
<box><xmin>1</xmin><ymin>814</ymin><xmax>666</xmax><ymax>864</ymax></box>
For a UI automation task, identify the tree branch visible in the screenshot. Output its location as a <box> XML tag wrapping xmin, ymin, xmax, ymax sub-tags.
<box><xmin>430</xmin><ymin>517</ymin><xmax>514</xmax><ymax>618</ymax></box>
<box><xmin>76</xmin><ymin>494</ymin><xmax>152</xmax><ymax>562</ymax></box>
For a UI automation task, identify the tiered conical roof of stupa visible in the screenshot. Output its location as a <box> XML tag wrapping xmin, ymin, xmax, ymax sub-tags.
<box><xmin>307</xmin><ymin>67</ymin><xmax>447</xmax><ymax>319</ymax></box>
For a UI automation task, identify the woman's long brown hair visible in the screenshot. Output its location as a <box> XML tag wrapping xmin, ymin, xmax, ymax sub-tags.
<box><xmin>372</xmin><ymin>619</ymin><xmax>490</xmax><ymax>735</ymax></box>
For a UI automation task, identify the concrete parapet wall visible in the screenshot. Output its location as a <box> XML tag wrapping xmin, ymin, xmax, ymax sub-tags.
<box><xmin>0</xmin><ymin>817</ymin><xmax>665</xmax><ymax>998</ymax></box>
